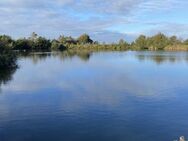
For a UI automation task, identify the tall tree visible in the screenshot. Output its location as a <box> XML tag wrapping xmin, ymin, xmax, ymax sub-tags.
<box><xmin>169</xmin><ymin>36</ymin><xmax>181</xmax><ymax>45</ymax></box>
<box><xmin>77</xmin><ymin>34</ymin><xmax>93</xmax><ymax>44</ymax></box>
<box><xmin>0</xmin><ymin>35</ymin><xmax>14</xmax><ymax>49</ymax></box>
<box><xmin>135</xmin><ymin>35</ymin><xmax>148</xmax><ymax>49</ymax></box>
<box><xmin>149</xmin><ymin>33</ymin><xmax>169</xmax><ymax>49</ymax></box>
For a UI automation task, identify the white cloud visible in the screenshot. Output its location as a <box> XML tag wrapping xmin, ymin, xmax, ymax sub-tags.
<box><xmin>0</xmin><ymin>0</ymin><xmax>187</xmax><ymax>42</ymax></box>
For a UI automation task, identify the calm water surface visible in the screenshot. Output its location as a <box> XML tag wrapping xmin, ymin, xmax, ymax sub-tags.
<box><xmin>0</xmin><ymin>51</ymin><xmax>188</xmax><ymax>141</ymax></box>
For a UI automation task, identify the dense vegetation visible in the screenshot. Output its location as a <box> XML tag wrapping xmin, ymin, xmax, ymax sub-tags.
<box><xmin>132</xmin><ymin>34</ymin><xmax>188</xmax><ymax>51</ymax></box>
<box><xmin>1</xmin><ymin>32</ymin><xmax>188</xmax><ymax>68</ymax></box>
<box><xmin>0</xmin><ymin>32</ymin><xmax>188</xmax><ymax>52</ymax></box>
<box><xmin>0</xmin><ymin>35</ymin><xmax>17</xmax><ymax>69</ymax></box>
<box><xmin>1</xmin><ymin>32</ymin><xmax>188</xmax><ymax>66</ymax></box>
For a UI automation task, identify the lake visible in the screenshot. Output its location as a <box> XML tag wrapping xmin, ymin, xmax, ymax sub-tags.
<box><xmin>0</xmin><ymin>51</ymin><xmax>188</xmax><ymax>141</ymax></box>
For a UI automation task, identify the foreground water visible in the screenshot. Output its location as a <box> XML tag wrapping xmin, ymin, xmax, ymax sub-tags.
<box><xmin>0</xmin><ymin>51</ymin><xmax>188</xmax><ymax>141</ymax></box>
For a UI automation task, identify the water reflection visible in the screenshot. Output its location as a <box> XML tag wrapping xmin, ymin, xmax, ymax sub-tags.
<box><xmin>1</xmin><ymin>51</ymin><xmax>188</xmax><ymax>141</ymax></box>
<box><xmin>55</xmin><ymin>50</ymin><xmax>91</xmax><ymax>61</ymax></box>
<box><xmin>18</xmin><ymin>51</ymin><xmax>188</xmax><ymax>65</ymax></box>
<box><xmin>135</xmin><ymin>51</ymin><xmax>188</xmax><ymax>64</ymax></box>
<box><xmin>0</xmin><ymin>67</ymin><xmax>17</xmax><ymax>93</ymax></box>
<box><xmin>18</xmin><ymin>50</ymin><xmax>91</xmax><ymax>64</ymax></box>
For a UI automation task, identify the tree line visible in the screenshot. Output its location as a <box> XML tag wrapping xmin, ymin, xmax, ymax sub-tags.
<box><xmin>132</xmin><ymin>33</ymin><xmax>188</xmax><ymax>51</ymax></box>
<box><xmin>0</xmin><ymin>32</ymin><xmax>188</xmax><ymax>51</ymax></box>
<box><xmin>0</xmin><ymin>32</ymin><xmax>95</xmax><ymax>51</ymax></box>
<box><xmin>1</xmin><ymin>32</ymin><xmax>188</xmax><ymax>68</ymax></box>
<box><xmin>0</xmin><ymin>38</ymin><xmax>17</xmax><ymax>69</ymax></box>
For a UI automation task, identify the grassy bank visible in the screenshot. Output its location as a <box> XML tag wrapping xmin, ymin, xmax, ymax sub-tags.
<box><xmin>164</xmin><ymin>45</ymin><xmax>188</xmax><ymax>51</ymax></box>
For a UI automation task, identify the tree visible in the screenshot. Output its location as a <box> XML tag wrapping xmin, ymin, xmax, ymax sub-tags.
<box><xmin>135</xmin><ymin>35</ymin><xmax>148</xmax><ymax>49</ymax></box>
<box><xmin>118</xmin><ymin>39</ymin><xmax>129</xmax><ymax>49</ymax></box>
<box><xmin>77</xmin><ymin>34</ymin><xmax>93</xmax><ymax>44</ymax></box>
<box><xmin>51</xmin><ymin>40</ymin><xmax>60</xmax><ymax>50</ymax></box>
<box><xmin>14</xmin><ymin>39</ymin><xmax>32</xmax><ymax>50</ymax></box>
<box><xmin>119</xmin><ymin>39</ymin><xmax>125</xmax><ymax>45</ymax></box>
<box><xmin>0</xmin><ymin>35</ymin><xmax>14</xmax><ymax>49</ymax></box>
<box><xmin>58</xmin><ymin>44</ymin><xmax>67</xmax><ymax>50</ymax></box>
<box><xmin>169</xmin><ymin>36</ymin><xmax>181</xmax><ymax>45</ymax></box>
<box><xmin>0</xmin><ymin>35</ymin><xmax>17</xmax><ymax>68</ymax></box>
<box><xmin>33</xmin><ymin>37</ymin><xmax>51</xmax><ymax>50</ymax></box>
<box><xmin>58</xmin><ymin>36</ymin><xmax>77</xmax><ymax>45</ymax></box>
<box><xmin>0</xmin><ymin>42</ymin><xmax>17</xmax><ymax>69</ymax></box>
<box><xmin>51</xmin><ymin>39</ymin><xmax>67</xmax><ymax>50</ymax></box>
<box><xmin>149</xmin><ymin>33</ymin><xmax>169</xmax><ymax>49</ymax></box>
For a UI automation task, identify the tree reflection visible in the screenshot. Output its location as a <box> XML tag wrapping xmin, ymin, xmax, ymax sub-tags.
<box><xmin>0</xmin><ymin>67</ymin><xmax>18</xmax><ymax>93</ymax></box>
<box><xmin>58</xmin><ymin>50</ymin><xmax>91</xmax><ymax>61</ymax></box>
<box><xmin>18</xmin><ymin>51</ymin><xmax>51</xmax><ymax>64</ymax></box>
<box><xmin>18</xmin><ymin>50</ymin><xmax>92</xmax><ymax>64</ymax></box>
<box><xmin>135</xmin><ymin>52</ymin><xmax>188</xmax><ymax>65</ymax></box>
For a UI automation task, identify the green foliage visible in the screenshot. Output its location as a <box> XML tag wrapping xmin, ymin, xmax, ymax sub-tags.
<box><xmin>59</xmin><ymin>36</ymin><xmax>77</xmax><ymax>45</ymax></box>
<box><xmin>134</xmin><ymin>35</ymin><xmax>148</xmax><ymax>49</ymax></box>
<box><xmin>0</xmin><ymin>35</ymin><xmax>14</xmax><ymax>49</ymax></box>
<box><xmin>14</xmin><ymin>36</ymin><xmax>51</xmax><ymax>51</ymax></box>
<box><xmin>77</xmin><ymin>34</ymin><xmax>93</xmax><ymax>44</ymax></box>
<box><xmin>148</xmin><ymin>33</ymin><xmax>170</xmax><ymax>50</ymax></box>
<box><xmin>33</xmin><ymin>37</ymin><xmax>51</xmax><ymax>50</ymax></box>
<box><xmin>0</xmin><ymin>33</ymin><xmax>187</xmax><ymax>51</ymax></box>
<box><xmin>0</xmin><ymin>44</ymin><xmax>17</xmax><ymax>69</ymax></box>
<box><xmin>131</xmin><ymin>33</ymin><xmax>182</xmax><ymax>50</ymax></box>
<box><xmin>14</xmin><ymin>39</ymin><xmax>33</xmax><ymax>50</ymax></box>
<box><xmin>169</xmin><ymin>36</ymin><xmax>181</xmax><ymax>45</ymax></box>
<box><xmin>51</xmin><ymin>40</ymin><xmax>67</xmax><ymax>50</ymax></box>
<box><xmin>58</xmin><ymin>44</ymin><xmax>67</xmax><ymax>51</ymax></box>
<box><xmin>51</xmin><ymin>40</ymin><xmax>60</xmax><ymax>50</ymax></box>
<box><xmin>0</xmin><ymin>35</ymin><xmax>17</xmax><ymax>68</ymax></box>
<box><xmin>118</xmin><ymin>39</ymin><xmax>130</xmax><ymax>49</ymax></box>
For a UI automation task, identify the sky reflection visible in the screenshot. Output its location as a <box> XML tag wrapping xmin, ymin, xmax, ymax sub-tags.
<box><xmin>0</xmin><ymin>51</ymin><xmax>188</xmax><ymax>141</ymax></box>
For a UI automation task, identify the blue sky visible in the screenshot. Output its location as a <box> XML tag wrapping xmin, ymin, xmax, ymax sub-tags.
<box><xmin>0</xmin><ymin>0</ymin><xmax>188</xmax><ymax>42</ymax></box>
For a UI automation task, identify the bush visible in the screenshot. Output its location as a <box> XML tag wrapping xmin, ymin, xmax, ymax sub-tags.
<box><xmin>33</xmin><ymin>37</ymin><xmax>51</xmax><ymax>50</ymax></box>
<box><xmin>77</xmin><ymin>34</ymin><xmax>93</xmax><ymax>44</ymax></box>
<box><xmin>0</xmin><ymin>46</ymin><xmax>17</xmax><ymax>69</ymax></box>
<box><xmin>0</xmin><ymin>35</ymin><xmax>14</xmax><ymax>49</ymax></box>
<box><xmin>14</xmin><ymin>39</ymin><xmax>33</xmax><ymax>50</ymax></box>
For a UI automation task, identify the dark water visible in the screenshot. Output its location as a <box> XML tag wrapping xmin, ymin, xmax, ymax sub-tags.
<box><xmin>0</xmin><ymin>51</ymin><xmax>188</xmax><ymax>141</ymax></box>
